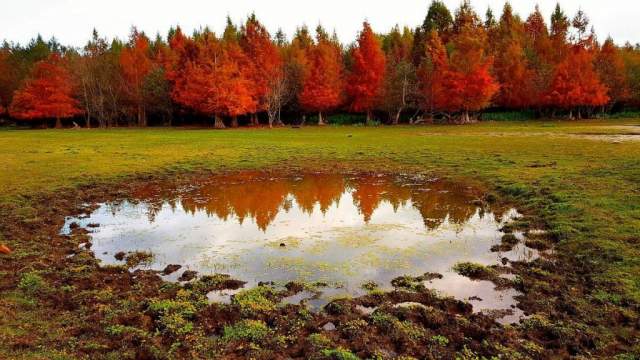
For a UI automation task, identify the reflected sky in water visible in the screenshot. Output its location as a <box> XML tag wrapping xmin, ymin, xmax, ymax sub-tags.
<box><xmin>63</xmin><ymin>173</ymin><xmax>538</xmax><ymax>321</ymax></box>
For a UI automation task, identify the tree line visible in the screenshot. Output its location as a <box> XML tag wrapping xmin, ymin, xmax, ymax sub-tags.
<box><xmin>1</xmin><ymin>0</ymin><xmax>640</xmax><ymax>128</ymax></box>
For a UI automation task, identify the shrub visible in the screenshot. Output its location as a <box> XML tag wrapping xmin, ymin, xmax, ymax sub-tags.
<box><xmin>222</xmin><ymin>320</ymin><xmax>272</xmax><ymax>343</ymax></box>
<box><xmin>18</xmin><ymin>271</ymin><xmax>45</xmax><ymax>297</ymax></box>
<box><xmin>326</xmin><ymin>114</ymin><xmax>366</xmax><ymax>125</ymax></box>
<box><xmin>481</xmin><ymin>110</ymin><xmax>537</xmax><ymax>121</ymax></box>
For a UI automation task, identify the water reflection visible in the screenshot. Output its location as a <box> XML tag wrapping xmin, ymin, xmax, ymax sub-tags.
<box><xmin>63</xmin><ymin>172</ymin><xmax>538</xmax><ymax>321</ymax></box>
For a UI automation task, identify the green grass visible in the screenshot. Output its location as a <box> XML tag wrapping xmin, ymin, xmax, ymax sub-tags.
<box><xmin>0</xmin><ymin>119</ymin><xmax>639</xmax><ymax>357</ymax></box>
<box><xmin>1</xmin><ymin>121</ymin><xmax>639</xmax><ymax>297</ymax></box>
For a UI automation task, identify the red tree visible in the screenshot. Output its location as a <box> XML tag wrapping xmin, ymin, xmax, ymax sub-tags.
<box><xmin>9</xmin><ymin>54</ymin><xmax>82</xmax><ymax>128</ymax></box>
<box><xmin>120</xmin><ymin>29</ymin><xmax>153</xmax><ymax>126</ymax></box>
<box><xmin>170</xmin><ymin>30</ymin><xmax>255</xmax><ymax>128</ymax></box>
<box><xmin>299</xmin><ymin>30</ymin><xmax>344</xmax><ymax>125</ymax></box>
<box><xmin>491</xmin><ymin>4</ymin><xmax>533</xmax><ymax>108</ymax></box>
<box><xmin>418</xmin><ymin>30</ymin><xmax>450</xmax><ymax>117</ymax></box>
<box><xmin>524</xmin><ymin>5</ymin><xmax>554</xmax><ymax>109</ymax></box>
<box><xmin>595</xmin><ymin>38</ymin><xmax>629</xmax><ymax>106</ymax></box>
<box><xmin>445</xmin><ymin>2</ymin><xmax>499</xmax><ymax>122</ymax></box>
<box><xmin>347</xmin><ymin>22</ymin><xmax>386</xmax><ymax>123</ymax></box>
<box><xmin>546</xmin><ymin>46</ymin><xmax>609</xmax><ymax>118</ymax></box>
<box><xmin>240</xmin><ymin>15</ymin><xmax>283</xmax><ymax>126</ymax></box>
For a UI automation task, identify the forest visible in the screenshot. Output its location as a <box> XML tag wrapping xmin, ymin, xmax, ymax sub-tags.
<box><xmin>2</xmin><ymin>2</ymin><xmax>640</xmax><ymax>359</ymax></box>
<box><xmin>1</xmin><ymin>0</ymin><xmax>639</xmax><ymax>128</ymax></box>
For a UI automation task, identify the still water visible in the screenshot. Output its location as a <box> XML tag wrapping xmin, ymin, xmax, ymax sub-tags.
<box><xmin>63</xmin><ymin>172</ymin><xmax>539</xmax><ymax>322</ymax></box>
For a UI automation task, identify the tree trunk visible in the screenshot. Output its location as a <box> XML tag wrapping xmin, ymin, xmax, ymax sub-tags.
<box><xmin>366</xmin><ymin>110</ymin><xmax>372</xmax><ymax>125</ymax></box>
<box><xmin>461</xmin><ymin>111</ymin><xmax>470</xmax><ymax>124</ymax></box>
<box><xmin>214</xmin><ymin>114</ymin><xmax>225</xmax><ymax>129</ymax></box>
<box><xmin>568</xmin><ymin>109</ymin><xmax>574</xmax><ymax>120</ymax></box>
<box><xmin>318</xmin><ymin>111</ymin><xmax>325</xmax><ymax>126</ymax></box>
<box><xmin>55</xmin><ymin>117</ymin><xmax>62</xmax><ymax>129</ymax></box>
<box><xmin>231</xmin><ymin>116</ymin><xmax>238</xmax><ymax>128</ymax></box>
<box><xmin>85</xmin><ymin>113</ymin><xmax>91</xmax><ymax>129</ymax></box>
<box><xmin>393</xmin><ymin>109</ymin><xmax>401</xmax><ymax>125</ymax></box>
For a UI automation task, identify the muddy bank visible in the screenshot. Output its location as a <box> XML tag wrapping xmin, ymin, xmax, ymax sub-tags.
<box><xmin>0</xmin><ymin>169</ymin><xmax>637</xmax><ymax>359</ymax></box>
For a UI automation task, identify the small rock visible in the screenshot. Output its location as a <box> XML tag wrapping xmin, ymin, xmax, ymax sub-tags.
<box><xmin>86</xmin><ymin>223</ymin><xmax>100</xmax><ymax>228</ymax></box>
<box><xmin>114</xmin><ymin>251</ymin><xmax>126</xmax><ymax>261</ymax></box>
<box><xmin>69</xmin><ymin>222</ymin><xmax>79</xmax><ymax>230</ymax></box>
<box><xmin>322</xmin><ymin>322</ymin><xmax>336</xmax><ymax>331</ymax></box>
<box><xmin>469</xmin><ymin>296</ymin><xmax>483</xmax><ymax>301</ymax></box>
<box><xmin>178</xmin><ymin>270</ymin><xmax>198</xmax><ymax>282</ymax></box>
<box><xmin>162</xmin><ymin>264</ymin><xmax>182</xmax><ymax>275</ymax></box>
<box><xmin>279</xmin><ymin>243</ymin><xmax>286</xmax><ymax>247</ymax></box>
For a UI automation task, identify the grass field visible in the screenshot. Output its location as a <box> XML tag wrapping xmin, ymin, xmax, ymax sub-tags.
<box><xmin>1</xmin><ymin>120</ymin><xmax>639</xmax><ymax>358</ymax></box>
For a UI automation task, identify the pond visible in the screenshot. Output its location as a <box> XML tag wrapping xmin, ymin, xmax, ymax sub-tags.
<box><xmin>63</xmin><ymin>172</ymin><xmax>540</xmax><ymax>323</ymax></box>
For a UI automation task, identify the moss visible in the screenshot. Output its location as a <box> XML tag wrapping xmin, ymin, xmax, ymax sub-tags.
<box><xmin>222</xmin><ymin>320</ymin><xmax>272</xmax><ymax>343</ymax></box>
<box><xmin>452</xmin><ymin>262</ymin><xmax>495</xmax><ymax>280</ymax></box>
<box><xmin>232</xmin><ymin>286</ymin><xmax>277</xmax><ymax>315</ymax></box>
<box><xmin>308</xmin><ymin>333</ymin><xmax>332</xmax><ymax>349</ymax></box>
<box><xmin>186</xmin><ymin>274</ymin><xmax>245</xmax><ymax>294</ymax></box>
<box><xmin>18</xmin><ymin>271</ymin><xmax>46</xmax><ymax>297</ymax></box>
<box><xmin>501</xmin><ymin>233</ymin><xmax>519</xmax><ymax>245</ymax></box>
<box><xmin>361</xmin><ymin>281</ymin><xmax>379</xmax><ymax>291</ymax></box>
<box><xmin>339</xmin><ymin>319</ymin><xmax>368</xmax><ymax>339</ymax></box>
<box><xmin>320</xmin><ymin>347</ymin><xmax>360</xmax><ymax>360</ymax></box>
<box><xmin>104</xmin><ymin>324</ymin><xmax>148</xmax><ymax>339</ymax></box>
<box><xmin>147</xmin><ymin>292</ymin><xmax>206</xmax><ymax>338</ymax></box>
<box><xmin>430</xmin><ymin>334</ymin><xmax>449</xmax><ymax>346</ymax></box>
<box><xmin>124</xmin><ymin>251</ymin><xmax>153</xmax><ymax>268</ymax></box>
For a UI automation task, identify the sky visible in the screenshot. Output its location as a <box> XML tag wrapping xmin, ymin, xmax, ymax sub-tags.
<box><xmin>1</xmin><ymin>0</ymin><xmax>638</xmax><ymax>47</ymax></box>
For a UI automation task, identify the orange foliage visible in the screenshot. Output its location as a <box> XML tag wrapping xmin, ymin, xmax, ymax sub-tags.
<box><xmin>9</xmin><ymin>54</ymin><xmax>82</xmax><ymax>127</ymax></box>
<box><xmin>241</xmin><ymin>16</ymin><xmax>283</xmax><ymax>113</ymax></box>
<box><xmin>120</xmin><ymin>29</ymin><xmax>154</xmax><ymax>126</ymax></box>
<box><xmin>298</xmin><ymin>34</ymin><xmax>344</xmax><ymax>123</ymax></box>
<box><xmin>418</xmin><ymin>31</ymin><xmax>449</xmax><ymax>114</ymax></box>
<box><xmin>437</xmin><ymin>4</ymin><xmax>499</xmax><ymax>121</ymax></box>
<box><xmin>595</xmin><ymin>38</ymin><xmax>629</xmax><ymax>105</ymax></box>
<box><xmin>493</xmin><ymin>41</ymin><xmax>533</xmax><ymax>108</ymax></box>
<box><xmin>546</xmin><ymin>46</ymin><xmax>609</xmax><ymax>113</ymax></box>
<box><xmin>347</xmin><ymin>22</ymin><xmax>386</xmax><ymax>120</ymax></box>
<box><xmin>169</xmin><ymin>31</ymin><xmax>256</xmax><ymax>127</ymax></box>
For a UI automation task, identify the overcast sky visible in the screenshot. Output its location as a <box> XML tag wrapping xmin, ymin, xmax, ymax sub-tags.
<box><xmin>1</xmin><ymin>0</ymin><xmax>638</xmax><ymax>47</ymax></box>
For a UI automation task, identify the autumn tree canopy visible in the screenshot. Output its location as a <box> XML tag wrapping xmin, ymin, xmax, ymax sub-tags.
<box><xmin>1</xmin><ymin>2</ymin><xmax>639</xmax><ymax>127</ymax></box>
<box><xmin>120</xmin><ymin>29</ymin><xmax>154</xmax><ymax>127</ymax></box>
<box><xmin>9</xmin><ymin>54</ymin><xmax>82</xmax><ymax>127</ymax></box>
<box><xmin>347</xmin><ymin>22</ymin><xmax>386</xmax><ymax>123</ymax></box>
<box><xmin>298</xmin><ymin>27</ymin><xmax>344</xmax><ymax>125</ymax></box>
